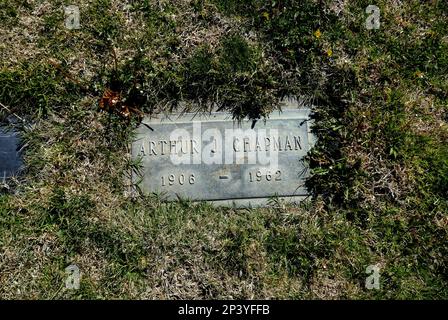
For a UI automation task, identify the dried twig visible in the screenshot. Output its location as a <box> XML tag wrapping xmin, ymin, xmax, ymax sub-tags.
<box><xmin>0</xmin><ymin>101</ymin><xmax>25</xmax><ymax>123</ymax></box>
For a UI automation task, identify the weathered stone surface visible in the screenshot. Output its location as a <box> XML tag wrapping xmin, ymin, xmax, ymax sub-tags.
<box><xmin>131</xmin><ymin>109</ymin><xmax>315</xmax><ymax>206</ymax></box>
<box><xmin>0</xmin><ymin>127</ymin><xmax>23</xmax><ymax>182</ymax></box>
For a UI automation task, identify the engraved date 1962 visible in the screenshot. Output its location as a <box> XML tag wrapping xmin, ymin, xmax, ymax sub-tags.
<box><xmin>248</xmin><ymin>169</ymin><xmax>282</xmax><ymax>182</ymax></box>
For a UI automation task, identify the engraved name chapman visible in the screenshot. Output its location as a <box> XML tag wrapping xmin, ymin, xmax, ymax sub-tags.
<box><xmin>131</xmin><ymin>109</ymin><xmax>315</xmax><ymax>205</ymax></box>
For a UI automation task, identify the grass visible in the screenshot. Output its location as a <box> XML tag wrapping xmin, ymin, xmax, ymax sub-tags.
<box><xmin>0</xmin><ymin>0</ymin><xmax>447</xmax><ymax>299</ymax></box>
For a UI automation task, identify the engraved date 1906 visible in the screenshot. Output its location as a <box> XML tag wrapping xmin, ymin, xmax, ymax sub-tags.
<box><xmin>161</xmin><ymin>173</ymin><xmax>195</xmax><ymax>186</ymax></box>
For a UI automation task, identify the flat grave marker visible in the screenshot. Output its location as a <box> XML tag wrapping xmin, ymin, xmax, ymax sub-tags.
<box><xmin>131</xmin><ymin>109</ymin><xmax>315</xmax><ymax>206</ymax></box>
<box><xmin>0</xmin><ymin>126</ymin><xmax>23</xmax><ymax>183</ymax></box>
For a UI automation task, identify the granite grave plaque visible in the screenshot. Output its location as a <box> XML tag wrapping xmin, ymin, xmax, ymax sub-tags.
<box><xmin>0</xmin><ymin>127</ymin><xmax>23</xmax><ymax>183</ymax></box>
<box><xmin>131</xmin><ymin>109</ymin><xmax>315</xmax><ymax>206</ymax></box>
